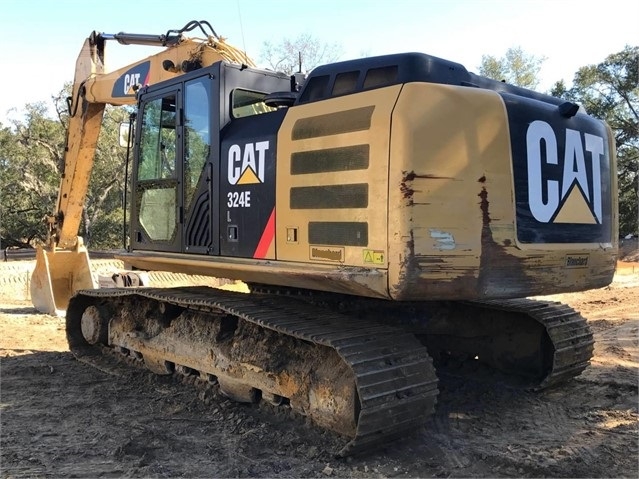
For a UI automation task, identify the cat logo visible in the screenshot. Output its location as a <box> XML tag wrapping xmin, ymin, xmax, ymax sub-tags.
<box><xmin>123</xmin><ymin>73</ymin><xmax>141</xmax><ymax>95</ymax></box>
<box><xmin>526</xmin><ymin>120</ymin><xmax>605</xmax><ymax>225</ymax></box>
<box><xmin>227</xmin><ymin>141</ymin><xmax>269</xmax><ymax>185</ymax></box>
<box><xmin>111</xmin><ymin>61</ymin><xmax>150</xmax><ymax>98</ymax></box>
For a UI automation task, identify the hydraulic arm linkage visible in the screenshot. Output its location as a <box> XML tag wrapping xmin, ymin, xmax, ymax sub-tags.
<box><xmin>31</xmin><ymin>21</ymin><xmax>254</xmax><ymax>316</ymax></box>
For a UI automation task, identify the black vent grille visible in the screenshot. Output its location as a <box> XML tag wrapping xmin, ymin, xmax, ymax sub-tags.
<box><xmin>291</xmin><ymin>145</ymin><xmax>369</xmax><ymax>174</ymax></box>
<box><xmin>292</xmin><ymin>106</ymin><xmax>374</xmax><ymax>140</ymax></box>
<box><xmin>309</xmin><ymin>222</ymin><xmax>368</xmax><ymax>246</ymax></box>
<box><xmin>290</xmin><ymin>184</ymin><xmax>368</xmax><ymax>209</ymax></box>
<box><xmin>186</xmin><ymin>192</ymin><xmax>210</xmax><ymax>247</ymax></box>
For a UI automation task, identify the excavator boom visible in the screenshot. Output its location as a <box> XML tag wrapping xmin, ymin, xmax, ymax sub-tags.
<box><xmin>31</xmin><ymin>21</ymin><xmax>254</xmax><ymax>315</ymax></box>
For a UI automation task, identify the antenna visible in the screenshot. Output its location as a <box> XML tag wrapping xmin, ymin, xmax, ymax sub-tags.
<box><xmin>236</xmin><ymin>0</ymin><xmax>250</xmax><ymax>65</ymax></box>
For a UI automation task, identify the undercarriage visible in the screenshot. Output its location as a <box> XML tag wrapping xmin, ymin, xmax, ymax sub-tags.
<box><xmin>67</xmin><ymin>285</ymin><xmax>593</xmax><ymax>455</ymax></box>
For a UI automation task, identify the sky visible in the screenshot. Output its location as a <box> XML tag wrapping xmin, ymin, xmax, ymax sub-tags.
<box><xmin>0</xmin><ymin>0</ymin><xmax>637</xmax><ymax>124</ymax></box>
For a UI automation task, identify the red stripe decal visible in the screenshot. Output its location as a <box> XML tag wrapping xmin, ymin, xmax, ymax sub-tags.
<box><xmin>253</xmin><ymin>208</ymin><xmax>275</xmax><ymax>259</ymax></box>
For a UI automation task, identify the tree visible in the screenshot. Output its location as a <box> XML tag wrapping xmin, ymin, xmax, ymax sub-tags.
<box><xmin>260</xmin><ymin>33</ymin><xmax>343</xmax><ymax>75</ymax></box>
<box><xmin>0</xmin><ymin>84</ymin><xmax>129</xmax><ymax>249</ymax></box>
<box><xmin>479</xmin><ymin>46</ymin><xmax>546</xmax><ymax>90</ymax></box>
<box><xmin>83</xmin><ymin>106</ymin><xmax>129</xmax><ymax>249</ymax></box>
<box><xmin>0</xmin><ymin>102</ymin><xmax>64</xmax><ymax>248</ymax></box>
<box><xmin>551</xmin><ymin>46</ymin><xmax>639</xmax><ymax>236</ymax></box>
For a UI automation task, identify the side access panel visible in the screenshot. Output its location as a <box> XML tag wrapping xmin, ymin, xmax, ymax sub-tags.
<box><xmin>275</xmin><ymin>86</ymin><xmax>401</xmax><ymax>297</ymax></box>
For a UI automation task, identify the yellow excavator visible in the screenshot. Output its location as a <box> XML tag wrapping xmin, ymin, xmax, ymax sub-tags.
<box><xmin>31</xmin><ymin>20</ymin><xmax>618</xmax><ymax>455</ymax></box>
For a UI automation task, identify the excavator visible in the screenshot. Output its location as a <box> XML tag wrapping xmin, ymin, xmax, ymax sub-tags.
<box><xmin>30</xmin><ymin>20</ymin><xmax>618</xmax><ymax>455</ymax></box>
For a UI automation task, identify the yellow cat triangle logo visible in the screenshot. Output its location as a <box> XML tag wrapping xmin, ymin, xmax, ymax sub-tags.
<box><xmin>553</xmin><ymin>183</ymin><xmax>597</xmax><ymax>224</ymax></box>
<box><xmin>237</xmin><ymin>167</ymin><xmax>260</xmax><ymax>185</ymax></box>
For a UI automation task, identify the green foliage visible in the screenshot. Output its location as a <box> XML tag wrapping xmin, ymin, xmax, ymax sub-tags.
<box><xmin>0</xmin><ymin>84</ymin><xmax>129</xmax><ymax>249</ymax></box>
<box><xmin>479</xmin><ymin>46</ymin><xmax>546</xmax><ymax>90</ymax></box>
<box><xmin>0</xmin><ymin>102</ymin><xmax>64</xmax><ymax>248</ymax></box>
<box><xmin>84</xmin><ymin>105</ymin><xmax>129</xmax><ymax>248</ymax></box>
<box><xmin>87</xmin><ymin>207</ymin><xmax>124</xmax><ymax>250</ymax></box>
<box><xmin>551</xmin><ymin>46</ymin><xmax>639</xmax><ymax>235</ymax></box>
<box><xmin>260</xmin><ymin>33</ymin><xmax>343</xmax><ymax>74</ymax></box>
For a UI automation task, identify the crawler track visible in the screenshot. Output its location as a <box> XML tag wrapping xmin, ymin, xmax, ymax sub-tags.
<box><xmin>474</xmin><ymin>299</ymin><xmax>594</xmax><ymax>389</ymax></box>
<box><xmin>247</xmin><ymin>285</ymin><xmax>595</xmax><ymax>390</ymax></box>
<box><xmin>386</xmin><ymin>298</ymin><xmax>595</xmax><ymax>389</ymax></box>
<box><xmin>66</xmin><ymin>286</ymin><xmax>439</xmax><ymax>456</ymax></box>
<box><xmin>65</xmin><ymin>286</ymin><xmax>593</xmax><ymax>456</ymax></box>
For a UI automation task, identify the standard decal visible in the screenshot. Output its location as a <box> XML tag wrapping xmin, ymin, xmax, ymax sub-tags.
<box><xmin>310</xmin><ymin>246</ymin><xmax>344</xmax><ymax>262</ymax></box>
<box><xmin>253</xmin><ymin>209</ymin><xmax>275</xmax><ymax>259</ymax></box>
<box><xmin>565</xmin><ymin>254</ymin><xmax>589</xmax><ymax>268</ymax></box>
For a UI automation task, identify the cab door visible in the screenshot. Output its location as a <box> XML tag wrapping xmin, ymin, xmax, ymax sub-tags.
<box><xmin>182</xmin><ymin>75</ymin><xmax>219</xmax><ymax>255</ymax></box>
<box><xmin>131</xmin><ymin>87</ymin><xmax>183</xmax><ymax>252</ymax></box>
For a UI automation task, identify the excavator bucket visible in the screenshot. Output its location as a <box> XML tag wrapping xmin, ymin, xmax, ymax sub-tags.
<box><xmin>30</xmin><ymin>245</ymin><xmax>96</xmax><ymax>317</ymax></box>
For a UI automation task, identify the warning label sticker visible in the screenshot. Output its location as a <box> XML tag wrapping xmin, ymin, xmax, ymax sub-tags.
<box><xmin>363</xmin><ymin>250</ymin><xmax>385</xmax><ymax>265</ymax></box>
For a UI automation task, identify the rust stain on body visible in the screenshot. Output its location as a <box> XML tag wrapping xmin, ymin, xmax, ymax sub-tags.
<box><xmin>403</xmin><ymin>171</ymin><xmax>454</xmax><ymax>181</ymax></box>
<box><xmin>477</xmin><ymin>186</ymin><xmax>532</xmax><ymax>296</ymax></box>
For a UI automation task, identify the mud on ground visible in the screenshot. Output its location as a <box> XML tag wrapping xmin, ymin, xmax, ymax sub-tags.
<box><xmin>0</xmin><ymin>260</ymin><xmax>637</xmax><ymax>478</ymax></box>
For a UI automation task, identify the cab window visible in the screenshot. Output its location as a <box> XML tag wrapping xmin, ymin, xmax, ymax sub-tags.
<box><xmin>137</xmin><ymin>96</ymin><xmax>177</xmax><ymax>180</ymax></box>
<box><xmin>231</xmin><ymin>88</ymin><xmax>276</xmax><ymax>118</ymax></box>
<box><xmin>136</xmin><ymin>94</ymin><xmax>178</xmax><ymax>242</ymax></box>
<box><xmin>184</xmin><ymin>79</ymin><xmax>211</xmax><ymax>211</ymax></box>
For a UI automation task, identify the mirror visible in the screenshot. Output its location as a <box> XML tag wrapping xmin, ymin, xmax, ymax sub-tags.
<box><xmin>119</xmin><ymin>122</ymin><xmax>133</xmax><ymax>148</ymax></box>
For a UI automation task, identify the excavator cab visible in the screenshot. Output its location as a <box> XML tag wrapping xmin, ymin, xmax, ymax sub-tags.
<box><xmin>128</xmin><ymin>63</ymin><xmax>289</xmax><ymax>258</ymax></box>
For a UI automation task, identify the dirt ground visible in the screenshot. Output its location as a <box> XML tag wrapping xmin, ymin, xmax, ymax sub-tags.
<box><xmin>1</xmin><ymin>253</ymin><xmax>637</xmax><ymax>478</ymax></box>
